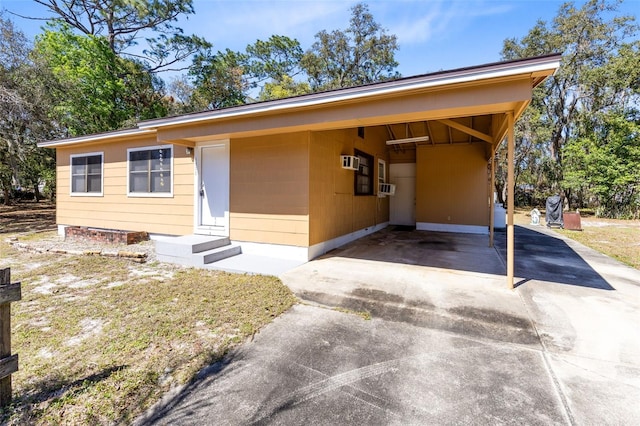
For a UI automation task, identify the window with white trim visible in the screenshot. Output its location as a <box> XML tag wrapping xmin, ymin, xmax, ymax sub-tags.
<box><xmin>127</xmin><ymin>145</ymin><xmax>172</xmax><ymax>196</ymax></box>
<box><xmin>378</xmin><ymin>159</ymin><xmax>386</xmax><ymax>184</ymax></box>
<box><xmin>70</xmin><ymin>153</ymin><xmax>103</xmax><ymax>195</ymax></box>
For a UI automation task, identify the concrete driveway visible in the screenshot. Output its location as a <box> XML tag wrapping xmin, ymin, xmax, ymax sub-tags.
<box><xmin>138</xmin><ymin>225</ymin><xmax>640</xmax><ymax>425</ymax></box>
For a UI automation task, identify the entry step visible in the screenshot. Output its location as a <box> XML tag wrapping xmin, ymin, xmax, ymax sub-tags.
<box><xmin>155</xmin><ymin>235</ymin><xmax>241</xmax><ymax>267</ymax></box>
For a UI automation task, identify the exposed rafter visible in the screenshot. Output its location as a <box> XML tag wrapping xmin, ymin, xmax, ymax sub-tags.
<box><xmin>425</xmin><ymin>121</ymin><xmax>434</xmax><ymax>145</ymax></box>
<box><xmin>385</xmin><ymin>124</ymin><xmax>396</xmax><ymax>141</ymax></box>
<box><xmin>436</xmin><ymin>119</ymin><xmax>494</xmax><ymax>144</ymax></box>
<box><xmin>406</xmin><ymin>123</ymin><xmax>413</xmax><ymax>139</ymax></box>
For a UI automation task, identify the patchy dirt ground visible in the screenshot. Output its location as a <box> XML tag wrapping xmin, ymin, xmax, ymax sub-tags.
<box><xmin>1</xmin><ymin>201</ymin><xmax>156</xmax><ymax>262</ymax></box>
<box><xmin>0</xmin><ymin>201</ymin><xmax>56</xmax><ymax>234</ymax></box>
<box><xmin>0</xmin><ymin>202</ymin><xmax>297</xmax><ymax>425</ymax></box>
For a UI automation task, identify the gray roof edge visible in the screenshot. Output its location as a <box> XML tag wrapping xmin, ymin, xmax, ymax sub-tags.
<box><xmin>37</xmin><ymin>128</ymin><xmax>155</xmax><ymax>148</ymax></box>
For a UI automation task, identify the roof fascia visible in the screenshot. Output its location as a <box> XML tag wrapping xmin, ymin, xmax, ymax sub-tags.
<box><xmin>37</xmin><ymin>128</ymin><xmax>156</xmax><ymax>149</ymax></box>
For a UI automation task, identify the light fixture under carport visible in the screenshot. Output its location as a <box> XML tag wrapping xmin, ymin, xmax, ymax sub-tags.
<box><xmin>386</xmin><ymin>135</ymin><xmax>429</xmax><ymax>145</ymax></box>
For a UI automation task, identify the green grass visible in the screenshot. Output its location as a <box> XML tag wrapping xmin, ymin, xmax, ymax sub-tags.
<box><xmin>0</xmin><ymin>243</ymin><xmax>297</xmax><ymax>425</ymax></box>
<box><xmin>557</xmin><ymin>225</ymin><xmax>640</xmax><ymax>270</ymax></box>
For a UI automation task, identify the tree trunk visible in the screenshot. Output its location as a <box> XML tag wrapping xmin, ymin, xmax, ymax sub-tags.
<box><xmin>2</xmin><ymin>188</ymin><xmax>10</xmax><ymax>206</ymax></box>
<box><xmin>494</xmin><ymin>180</ymin><xmax>505</xmax><ymax>205</ymax></box>
<box><xmin>33</xmin><ymin>184</ymin><xmax>41</xmax><ymax>202</ymax></box>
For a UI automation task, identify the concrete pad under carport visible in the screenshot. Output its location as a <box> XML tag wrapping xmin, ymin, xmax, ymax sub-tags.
<box><xmin>281</xmin><ymin>227</ymin><xmax>536</xmax><ymax>344</ymax></box>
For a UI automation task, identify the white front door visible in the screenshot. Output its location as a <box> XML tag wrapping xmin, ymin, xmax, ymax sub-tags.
<box><xmin>390</xmin><ymin>163</ymin><xmax>416</xmax><ymax>226</ymax></box>
<box><xmin>197</xmin><ymin>141</ymin><xmax>229</xmax><ymax>235</ymax></box>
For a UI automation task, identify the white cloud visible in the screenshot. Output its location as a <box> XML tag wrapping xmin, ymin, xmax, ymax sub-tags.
<box><xmin>386</xmin><ymin>0</ymin><xmax>514</xmax><ymax>46</ymax></box>
<box><xmin>190</xmin><ymin>0</ymin><xmax>360</xmax><ymax>49</ymax></box>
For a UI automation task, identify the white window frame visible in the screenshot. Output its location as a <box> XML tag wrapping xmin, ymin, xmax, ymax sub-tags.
<box><xmin>127</xmin><ymin>144</ymin><xmax>174</xmax><ymax>198</ymax></box>
<box><xmin>70</xmin><ymin>152</ymin><xmax>104</xmax><ymax>197</ymax></box>
<box><xmin>377</xmin><ymin>158</ymin><xmax>387</xmax><ymax>197</ymax></box>
<box><xmin>378</xmin><ymin>159</ymin><xmax>387</xmax><ymax>184</ymax></box>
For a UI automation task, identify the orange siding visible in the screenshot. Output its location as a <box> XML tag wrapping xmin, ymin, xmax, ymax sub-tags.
<box><xmin>309</xmin><ymin>127</ymin><xmax>390</xmax><ymax>246</ymax></box>
<box><xmin>416</xmin><ymin>143</ymin><xmax>489</xmax><ymax>226</ymax></box>
<box><xmin>56</xmin><ymin>137</ymin><xmax>194</xmax><ymax>235</ymax></box>
<box><xmin>229</xmin><ymin>132</ymin><xmax>310</xmax><ymax>246</ymax></box>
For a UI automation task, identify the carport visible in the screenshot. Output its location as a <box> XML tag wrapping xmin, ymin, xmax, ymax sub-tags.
<box><xmin>372</xmin><ymin>54</ymin><xmax>561</xmax><ymax>288</ymax></box>
<box><xmin>138</xmin><ymin>54</ymin><xmax>561</xmax><ymax>288</ymax></box>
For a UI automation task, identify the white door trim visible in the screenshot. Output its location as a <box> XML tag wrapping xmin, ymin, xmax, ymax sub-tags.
<box><xmin>389</xmin><ymin>163</ymin><xmax>416</xmax><ymax>226</ymax></box>
<box><xmin>194</xmin><ymin>140</ymin><xmax>230</xmax><ymax>236</ymax></box>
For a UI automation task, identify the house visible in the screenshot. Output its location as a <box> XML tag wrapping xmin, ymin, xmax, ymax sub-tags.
<box><xmin>38</xmin><ymin>54</ymin><xmax>561</xmax><ymax>287</ymax></box>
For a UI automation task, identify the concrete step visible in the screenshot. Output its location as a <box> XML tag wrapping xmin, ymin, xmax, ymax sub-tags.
<box><xmin>155</xmin><ymin>235</ymin><xmax>230</xmax><ymax>257</ymax></box>
<box><xmin>155</xmin><ymin>235</ymin><xmax>242</xmax><ymax>267</ymax></box>
<box><xmin>195</xmin><ymin>244</ymin><xmax>242</xmax><ymax>266</ymax></box>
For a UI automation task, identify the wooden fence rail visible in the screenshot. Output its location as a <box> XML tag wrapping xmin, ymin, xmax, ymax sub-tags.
<box><xmin>0</xmin><ymin>268</ymin><xmax>21</xmax><ymax>407</ymax></box>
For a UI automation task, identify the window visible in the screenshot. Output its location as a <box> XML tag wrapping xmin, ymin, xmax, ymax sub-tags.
<box><xmin>70</xmin><ymin>153</ymin><xmax>103</xmax><ymax>196</ymax></box>
<box><xmin>378</xmin><ymin>159</ymin><xmax>386</xmax><ymax>184</ymax></box>
<box><xmin>354</xmin><ymin>149</ymin><xmax>374</xmax><ymax>195</ymax></box>
<box><xmin>378</xmin><ymin>159</ymin><xmax>387</xmax><ymax>195</ymax></box>
<box><xmin>127</xmin><ymin>145</ymin><xmax>173</xmax><ymax>196</ymax></box>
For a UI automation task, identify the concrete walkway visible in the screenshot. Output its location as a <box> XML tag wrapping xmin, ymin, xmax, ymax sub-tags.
<box><xmin>138</xmin><ymin>225</ymin><xmax>640</xmax><ymax>425</ymax></box>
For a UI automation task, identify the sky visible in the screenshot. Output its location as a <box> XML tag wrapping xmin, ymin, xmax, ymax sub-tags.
<box><xmin>1</xmin><ymin>0</ymin><xmax>638</xmax><ymax>81</ymax></box>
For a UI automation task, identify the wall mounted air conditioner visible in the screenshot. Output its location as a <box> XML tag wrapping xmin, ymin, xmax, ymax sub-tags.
<box><xmin>340</xmin><ymin>155</ymin><xmax>360</xmax><ymax>170</ymax></box>
<box><xmin>379</xmin><ymin>183</ymin><xmax>396</xmax><ymax>196</ymax></box>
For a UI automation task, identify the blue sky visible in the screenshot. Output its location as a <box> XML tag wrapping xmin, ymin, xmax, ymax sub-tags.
<box><xmin>1</xmin><ymin>0</ymin><xmax>638</xmax><ymax>80</ymax></box>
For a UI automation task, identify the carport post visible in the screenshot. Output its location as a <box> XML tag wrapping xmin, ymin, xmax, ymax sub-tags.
<box><xmin>489</xmin><ymin>154</ymin><xmax>495</xmax><ymax>248</ymax></box>
<box><xmin>507</xmin><ymin>112</ymin><xmax>515</xmax><ymax>289</ymax></box>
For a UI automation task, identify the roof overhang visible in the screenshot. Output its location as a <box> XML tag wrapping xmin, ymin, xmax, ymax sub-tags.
<box><xmin>37</xmin><ymin>128</ymin><xmax>156</xmax><ymax>148</ymax></box>
<box><xmin>139</xmin><ymin>54</ymin><xmax>560</xmax><ymax>130</ymax></box>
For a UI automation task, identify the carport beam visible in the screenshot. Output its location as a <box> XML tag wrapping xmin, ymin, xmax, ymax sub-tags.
<box><xmin>507</xmin><ymin>112</ymin><xmax>515</xmax><ymax>289</ymax></box>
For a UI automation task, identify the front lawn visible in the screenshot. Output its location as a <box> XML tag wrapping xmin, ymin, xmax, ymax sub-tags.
<box><xmin>0</xmin><ymin>212</ymin><xmax>296</xmax><ymax>424</ymax></box>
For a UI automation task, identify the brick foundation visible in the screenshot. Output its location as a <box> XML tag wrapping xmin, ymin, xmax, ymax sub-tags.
<box><xmin>64</xmin><ymin>227</ymin><xmax>149</xmax><ymax>245</ymax></box>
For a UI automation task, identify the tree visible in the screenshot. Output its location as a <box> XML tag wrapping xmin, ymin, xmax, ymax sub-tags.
<box><xmin>188</xmin><ymin>48</ymin><xmax>250</xmax><ymax>111</ymax></box>
<box><xmin>301</xmin><ymin>2</ymin><xmax>400</xmax><ymax>91</ymax></box>
<box><xmin>0</xmin><ymin>13</ymin><xmax>60</xmax><ymax>204</ymax></box>
<box><xmin>499</xmin><ymin>0</ymin><xmax>639</xmax><ymax>213</ymax></box>
<box><xmin>258</xmin><ymin>75</ymin><xmax>311</xmax><ymax>101</ymax></box>
<box><xmin>184</xmin><ymin>35</ymin><xmax>309</xmax><ymax>108</ymax></box>
<box><xmin>246</xmin><ymin>35</ymin><xmax>304</xmax><ymax>84</ymax></box>
<box><xmin>179</xmin><ymin>3</ymin><xmax>401</xmax><ymax>107</ymax></box>
<box><xmin>564</xmin><ymin>112</ymin><xmax>640</xmax><ymax>218</ymax></box>
<box><xmin>34</xmin><ymin>22</ymin><xmax>167</xmax><ymax>136</ymax></box>
<box><xmin>31</xmin><ymin>0</ymin><xmax>208</xmax><ymax>73</ymax></box>
<box><xmin>245</xmin><ymin>35</ymin><xmax>311</xmax><ymax>100</ymax></box>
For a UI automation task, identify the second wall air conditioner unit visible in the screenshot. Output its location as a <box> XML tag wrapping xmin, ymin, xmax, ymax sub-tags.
<box><xmin>340</xmin><ymin>155</ymin><xmax>360</xmax><ymax>170</ymax></box>
<box><xmin>379</xmin><ymin>183</ymin><xmax>396</xmax><ymax>196</ymax></box>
